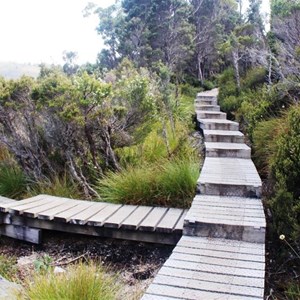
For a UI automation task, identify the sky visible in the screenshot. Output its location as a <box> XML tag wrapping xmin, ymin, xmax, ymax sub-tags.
<box><xmin>0</xmin><ymin>0</ymin><xmax>270</xmax><ymax>65</ymax></box>
<box><xmin>0</xmin><ymin>0</ymin><xmax>115</xmax><ymax>65</ymax></box>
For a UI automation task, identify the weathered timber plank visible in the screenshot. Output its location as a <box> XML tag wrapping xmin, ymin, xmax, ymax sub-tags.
<box><xmin>164</xmin><ymin>258</ymin><xmax>265</xmax><ymax>278</ymax></box>
<box><xmin>87</xmin><ymin>204</ymin><xmax>122</xmax><ymax>226</ymax></box>
<box><xmin>22</xmin><ymin>197</ymin><xmax>70</xmax><ymax>218</ymax></box>
<box><xmin>103</xmin><ymin>205</ymin><xmax>138</xmax><ymax>228</ymax></box>
<box><xmin>70</xmin><ymin>202</ymin><xmax>109</xmax><ymax>225</ymax></box>
<box><xmin>159</xmin><ymin>266</ymin><xmax>264</xmax><ymax>288</ymax></box>
<box><xmin>174</xmin><ymin>245</ymin><xmax>265</xmax><ymax>262</ymax></box>
<box><xmin>0</xmin><ymin>224</ymin><xmax>41</xmax><ymax>244</ymax></box>
<box><xmin>0</xmin><ymin>196</ymin><xmax>16</xmax><ymax>204</ymax></box>
<box><xmin>138</xmin><ymin>207</ymin><xmax>168</xmax><ymax>231</ymax></box>
<box><xmin>142</xmin><ymin>295</ymin><xmax>182</xmax><ymax>300</ymax></box>
<box><xmin>179</xmin><ymin>236</ymin><xmax>265</xmax><ymax>251</ymax></box>
<box><xmin>146</xmin><ymin>284</ymin><xmax>261</xmax><ymax>300</ymax></box>
<box><xmin>173</xmin><ymin>209</ymin><xmax>187</xmax><ymax>233</ymax></box>
<box><xmin>156</xmin><ymin>208</ymin><xmax>184</xmax><ymax>233</ymax></box>
<box><xmin>170</xmin><ymin>252</ymin><xmax>264</xmax><ymax>270</ymax></box>
<box><xmin>38</xmin><ymin>200</ymin><xmax>83</xmax><ymax>220</ymax></box>
<box><xmin>0</xmin><ymin>195</ymin><xmax>45</xmax><ymax>212</ymax></box>
<box><xmin>120</xmin><ymin>206</ymin><xmax>153</xmax><ymax>230</ymax></box>
<box><xmin>8</xmin><ymin>197</ymin><xmax>52</xmax><ymax>215</ymax></box>
<box><xmin>53</xmin><ymin>201</ymin><xmax>95</xmax><ymax>222</ymax></box>
<box><xmin>153</xmin><ymin>274</ymin><xmax>264</xmax><ymax>298</ymax></box>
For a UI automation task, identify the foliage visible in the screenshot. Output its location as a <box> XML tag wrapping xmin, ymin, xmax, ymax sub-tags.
<box><xmin>0</xmin><ymin>254</ymin><xmax>18</xmax><ymax>281</ymax></box>
<box><xmin>24</xmin><ymin>262</ymin><xmax>119</xmax><ymax>300</ymax></box>
<box><xmin>97</xmin><ymin>158</ymin><xmax>199</xmax><ymax>208</ymax></box>
<box><xmin>272</xmin><ymin>0</ymin><xmax>300</xmax><ymax>17</ymax></box>
<box><xmin>34</xmin><ymin>254</ymin><xmax>53</xmax><ymax>274</ymax></box>
<box><xmin>27</xmin><ymin>175</ymin><xmax>83</xmax><ymax>199</ymax></box>
<box><xmin>285</xmin><ymin>282</ymin><xmax>300</xmax><ymax>300</ymax></box>
<box><xmin>269</xmin><ymin>105</ymin><xmax>300</xmax><ymax>239</ymax></box>
<box><xmin>0</xmin><ymin>162</ymin><xmax>28</xmax><ymax>199</ymax></box>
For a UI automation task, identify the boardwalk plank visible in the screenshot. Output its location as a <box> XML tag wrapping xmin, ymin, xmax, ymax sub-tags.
<box><xmin>153</xmin><ymin>274</ymin><xmax>264</xmax><ymax>298</ymax></box>
<box><xmin>173</xmin><ymin>210</ymin><xmax>187</xmax><ymax>233</ymax></box>
<box><xmin>156</xmin><ymin>208</ymin><xmax>184</xmax><ymax>233</ymax></box>
<box><xmin>170</xmin><ymin>252</ymin><xmax>264</xmax><ymax>270</ymax></box>
<box><xmin>159</xmin><ymin>266</ymin><xmax>264</xmax><ymax>288</ymax></box>
<box><xmin>104</xmin><ymin>205</ymin><xmax>138</xmax><ymax>228</ymax></box>
<box><xmin>38</xmin><ymin>200</ymin><xmax>83</xmax><ymax>220</ymax></box>
<box><xmin>52</xmin><ymin>201</ymin><xmax>94</xmax><ymax>222</ymax></box>
<box><xmin>139</xmin><ymin>207</ymin><xmax>168</xmax><ymax>231</ymax></box>
<box><xmin>142</xmin><ymin>295</ymin><xmax>182</xmax><ymax>300</ymax></box>
<box><xmin>22</xmin><ymin>198</ymin><xmax>70</xmax><ymax>218</ymax></box>
<box><xmin>87</xmin><ymin>204</ymin><xmax>122</xmax><ymax>226</ymax></box>
<box><xmin>165</xmin><ymin>258</ymin><xmax>265</xmax><ymax>278</ymax></box>
<box><xmin>0</xmin><ymin>195</ymin><xmax>45</xmax><ymax>212</ymax></box>
<box><xmin>120</xmin><ymin>206</ymin><xmax>153</xmax><ymax>230</ymax></box>
<box><xmin>174</xmin><ymin>246</ymin><xmax>265</xmax><ymax>262</ymax></box>
<box><xmin>146</xmin><ymin>284</ymin><xmax>261</xmax><ymax>300</ymax></box>
<box><xmin>179</xmin><ymin>236</ymin><xmax>265</xmax><ymax>251</ymax></box>
<box><xmin>8</xmin><ymin>197</ymin><xmax>52</xmax><ymax>214</ymax></box>
<box><xmin>70</xmin><ymin>202</ymin><xmax>109</xmax><ymax>225</ymax></box>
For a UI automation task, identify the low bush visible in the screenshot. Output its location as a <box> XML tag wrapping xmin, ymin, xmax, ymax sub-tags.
<box><xmin>0</xmin><ymin>163</ymin><xmax>28</xmax><ymax>199</ymax></box>
<box><xmin>97</xmin><ymin>158</ymin><xmax>199</xmax><ymax>208</ymax></box>
<box><xmin>24</xmin><ymin>263</ymin><xmax>120</xmax><ymax>300</ymax></box>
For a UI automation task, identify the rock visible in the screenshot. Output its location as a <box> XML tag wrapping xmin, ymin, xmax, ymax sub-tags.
<box><xmin>0</xmin><ymin>276</ymin><xmax>23</xmax><ymax>299</ymax></box>
<box><xmin>53</xmin><ymin>266</ymin><xmax>66</xmax><ymax>274</ymax></box>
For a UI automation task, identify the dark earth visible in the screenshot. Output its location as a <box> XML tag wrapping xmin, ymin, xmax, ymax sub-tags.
<box><xmin>0</xmin><ymin>230</ymin><xmax>174</xmax><ymax>299</ymax></box>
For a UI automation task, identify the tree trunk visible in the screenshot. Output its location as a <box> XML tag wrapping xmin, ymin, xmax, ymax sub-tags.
<box><xmin>232</xmin><ymin>50</ymin><xmax>241</xmax><ymax>93</ymax></box>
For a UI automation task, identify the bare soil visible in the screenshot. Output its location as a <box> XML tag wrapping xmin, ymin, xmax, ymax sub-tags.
<box><xmin>0</xmin><ymin>230</ymin><xmax>174</xmax><ymax>299</ymax></box>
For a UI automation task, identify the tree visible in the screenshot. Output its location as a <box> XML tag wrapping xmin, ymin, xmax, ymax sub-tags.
<box><xmin>62</xmin><ymin>51</ymin><xmax>79</xmax><ymax>76</ymax></box>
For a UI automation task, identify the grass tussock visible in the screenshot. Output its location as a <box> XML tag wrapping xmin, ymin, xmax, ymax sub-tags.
<box><xmin>27</xmin><ymin>174</ymin><xmax>83</xmax><ymax>199</ymax></box>
<box><xmin>97</xmin><ymin>158</ymin><xmax>199</xmax><ymax>208</ymax></box>
<box><xmin>24</xmin><ymin>263</ymin><xmax>120</xmax><ymax>300</ymax></box>
<box><xmin>0</xmin><ymin>163</ymin><xmax>28</xmax><ymax>199</ymax></box>
<box><xmin>0</xmin><ymin>254</ymin><xmax>18</xmax><ymax>281</ymax></box>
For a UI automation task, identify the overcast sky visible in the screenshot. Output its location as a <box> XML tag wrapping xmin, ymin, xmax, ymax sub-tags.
<box><xmin>0</xmin><ymin>0</ymin><xmax>115</xmax><ymax>64</ymax></box>
<box><xmin>0</xmin><ymin>0</ymin><xmax>270</xmax><ymax>65</ymax></box>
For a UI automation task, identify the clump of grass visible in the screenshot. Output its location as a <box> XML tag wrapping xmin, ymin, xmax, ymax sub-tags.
<box><xmin>27</xmin><ymin>174</ymin><xmax>82</xmax><ymax>199</ymax></box>
<box><xmin>97</xmin><ymin>158</ymin><xmax>199</xmax><ymax>208</ymax></box>
<box><xmin>24</xmin><ymin>263</ymin><xmax>120</xmax><ymax>300</ymax></box>
<box><xmin>0</xmin><ymin>163</ymin><xmax>28</xmax><ymax>199</ymax></box>
<box><xmin>0</xmin><ymin>254</ymin><xmax>18</xmax><ymax>281</ymax></box>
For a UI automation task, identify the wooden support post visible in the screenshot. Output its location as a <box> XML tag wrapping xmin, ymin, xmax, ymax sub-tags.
<box><xmin>0</xmin><ymin>224</ymin><xmax>42</xmax><ymax>244</ymax></box>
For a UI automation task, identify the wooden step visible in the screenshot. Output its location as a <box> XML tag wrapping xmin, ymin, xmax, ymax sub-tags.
<box><xmin>196</xmin><ymin>111</ymin><xmax>227</xmax><ymax>119</ymax></box>
<box><xmin>203</xmin><ymin>129</ymin><xmax>244</xmax><ymax>143</ymax></box>
<box><xmin>197</xmin><ymin>157</ymin><xmax>262</xmax><ymax>198</ymax></box>
<box><xmin>195</xmin><ymin>104</ymin><xmax>220</xmax><ymax>111</ymax></box>
<box><xmin>183</xmin><ymin>195</ymin><xmax>265</xmax><ymax>243</ymax></box>
<box><xmin>205</xmin><ymin>142</ymin><xmax>251</xmax><ymax>158</ymax></box>
<box><xmin>199</xmin><ymin>119</ymin><xmax>239</xmax><ymax>131</ymax></box>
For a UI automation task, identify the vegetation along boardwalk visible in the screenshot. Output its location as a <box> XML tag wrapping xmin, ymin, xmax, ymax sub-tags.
<box><xmin>142</xmin><ymin>89</ymin><xmax>266</xmax><ymax>299</ymax></box>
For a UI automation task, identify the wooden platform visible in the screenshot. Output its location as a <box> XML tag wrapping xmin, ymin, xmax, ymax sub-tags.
<box><xmin>142</xmin><ymin>89</ymin><xmax>266</xmax><ymax>299</ymax></box>
<box><xmin>0</xmin><ymin>195</ymin><xmax>187</xmax><ymax>245</ymax></box>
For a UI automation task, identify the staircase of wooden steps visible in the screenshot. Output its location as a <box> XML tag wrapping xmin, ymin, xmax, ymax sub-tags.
<box><xmin>142</xmin><ymin>88</ymin><xmax>266</xmax><ymax>299</ymax></box>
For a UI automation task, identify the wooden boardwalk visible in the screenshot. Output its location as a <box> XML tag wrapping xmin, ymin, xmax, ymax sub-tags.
<box><xmin>0</xmin><ymin>195</ymin><xmax>187</xmax><ymax>245</ymax></box>
<box><xmin>142</xmin><ymin>89</ymin><xmax>266</xmax><ymax>299</ymax></box>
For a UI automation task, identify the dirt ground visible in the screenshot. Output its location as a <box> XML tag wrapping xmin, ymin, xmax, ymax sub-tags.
<box><xmin>0</xmin><ymin>230</ymin><xmax>174</xmax><ymax>299</ymax></box>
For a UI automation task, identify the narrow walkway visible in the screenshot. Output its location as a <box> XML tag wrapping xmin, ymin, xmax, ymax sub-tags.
<box><xmin>142</xmin><ymin>89</ymin><xmax>266</xmax><ymax>299</ymax></box>
<box><xmin>0</xmin><ymin>195</ymin><xmax>186</xmax><ymax>245</ymax></box>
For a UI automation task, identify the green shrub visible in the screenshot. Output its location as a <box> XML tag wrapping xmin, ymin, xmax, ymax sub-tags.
<box><xmin>27</xmin><ymin>174</ymin><xmax>82</xmax><ymax>199</ymax></box>
<box><xmin>201</xmin><ymin>80</ymin><xmax>215</xmax><ymax>91</ymax></box>
<box><xmin>242</xmin><ymin>67</ymin><xmax>267</xmax><ymax>90</ymax></box>
<box><xmin>285</xmin><ymin>282</ymin><xmax>300</xmax><ymax>300</ymax></box>
<box><xmin>0</xmin><ymin>163</ymin><xmax>27</xmax><ymax>199</ymax></box>
<box><xmin>269</xmin><ymin>105</ymin><xmax>300</xmax><ymax>239</ymax></box>
<box><xmin>97</xmin><ymin>158</ymin><xmax>199</xmax><ymax>208</ymax></box>
<box><xmin>24</xmin><ymin>263</ymin><xmax>119</xmax><ymax>300</ymax></box>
